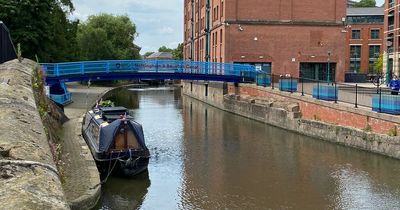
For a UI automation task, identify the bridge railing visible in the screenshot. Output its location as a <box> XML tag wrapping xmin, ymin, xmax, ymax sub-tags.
<box><xmin>41</xmin><ymin>60</ymin><xmax>256</xmax><ymax>79</ymax></box>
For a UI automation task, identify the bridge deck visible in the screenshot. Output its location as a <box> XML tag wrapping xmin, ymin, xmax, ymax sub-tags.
<box><xmin>42</xmin><ymin>60</ymin><xmax>257</xmax><ymax>84</ymax></box>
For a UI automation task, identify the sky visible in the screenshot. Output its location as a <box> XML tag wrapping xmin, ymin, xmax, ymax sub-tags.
<box><xmin>70</xmin><ymin>0</ymin><xmax>385</xmax><ymax>54</ymax></box>
<box><xmin>71</xmin><ymin>0</ymin><xmax>183</xmax><ymax>54</ymax></box>
<box><xmin>376</xmin><ymin>0</ymin><xmax>384</xmax><ymax>6</ymax></box>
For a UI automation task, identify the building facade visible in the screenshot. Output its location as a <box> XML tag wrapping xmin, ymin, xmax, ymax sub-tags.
<box><xmin>384</xmin><ymin>0</ymin><xmax>400</xmax><ymax>80</ymax></box>
<box><xmin>183</xmin><ymin>0</ymin><xmax>347</xmax><ymax>81</ymax></box>
<box><xmin>346</xmin><ymin>7</ymin><xmax>384</xmax><ymax>74</ymax></box>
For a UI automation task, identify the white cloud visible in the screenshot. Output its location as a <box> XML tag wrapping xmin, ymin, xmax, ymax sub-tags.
<box><xmin>158</xmin><ymin>26</ymin><xmax>175</xmax><ymax>35</ymax></box>
<box><xmin>71</xmin><ymin>0</ymin><xmax>183</xmax><ymax>54</ymax></box>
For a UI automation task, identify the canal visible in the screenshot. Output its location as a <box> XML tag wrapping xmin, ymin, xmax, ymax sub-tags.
<box><xmin>96</xmin><ymin>86</ymin><xmax>400</xmax><ymax>209</ymax></box>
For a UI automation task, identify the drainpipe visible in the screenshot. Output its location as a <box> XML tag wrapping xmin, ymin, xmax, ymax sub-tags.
<box><xmin>191</xmin><ymin>0</ymin><xmax>194</xmax><ymax>61</ymax></box>
<box><xmin>205</xmin><ymin>0</ymin><xmax>211</xmax><ymax>62</ymax></box>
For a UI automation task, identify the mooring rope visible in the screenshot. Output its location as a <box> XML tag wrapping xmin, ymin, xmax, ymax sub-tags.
<box><xmin>0</xmin><ymin>160</ymin><xmax>59</xmax><ymax>176</ymax></box>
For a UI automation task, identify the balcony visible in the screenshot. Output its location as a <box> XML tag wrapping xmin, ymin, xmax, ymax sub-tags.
<box><xmin>388</xmin><ymin>24</ymin><xmax>395</xmax><ymax>31</ymax></box>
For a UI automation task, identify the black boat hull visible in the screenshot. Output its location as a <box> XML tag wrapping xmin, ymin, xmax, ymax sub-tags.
<box><xmin>96</xmin><ymin>156</ymin><xmax>150</xmax><ymax>177</ymax></box>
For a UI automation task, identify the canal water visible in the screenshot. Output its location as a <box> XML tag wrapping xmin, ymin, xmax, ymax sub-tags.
<box><xmin>96</xmin><ymin>86</ymin><xmax>400</xmax><ymax>210</ymax></box>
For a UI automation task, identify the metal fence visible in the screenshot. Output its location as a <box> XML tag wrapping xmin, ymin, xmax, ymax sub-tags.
<box><xmin>41</xmin><ymin>60</ymin><xmax>256</xmax><ymax>78</ymax></box>
<box><xmin>256</xmin><ymin>73</ymin><xmax>400</xmax><ymax>115</ymax></box>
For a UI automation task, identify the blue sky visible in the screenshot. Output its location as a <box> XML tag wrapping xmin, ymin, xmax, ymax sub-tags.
<box><xmin>71</xmin><ymin>0</ymin><xmax>385</xmax><ymax>54</ymax></box>
<box><xmin>71</xmin><ymin>0</ymin><xmax>183</xmax><ymax>54</ymax></box>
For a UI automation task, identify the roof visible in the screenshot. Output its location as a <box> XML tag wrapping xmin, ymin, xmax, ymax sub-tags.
<box><xmin>146</xmin><ymin>52</ymin><xmax>173</xmax><ymax>59</ymax></box>
<box><xmin>347</xmin><ymin>7</ymin><xmax>384</xmax><ymax>16</ymax></box>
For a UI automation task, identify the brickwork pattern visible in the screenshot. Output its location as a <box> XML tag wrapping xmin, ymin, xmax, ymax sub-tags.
<box><xmin>228</xmin><ymin>84</ymin><xmax>400</xmax><ymax>135</ymax></box>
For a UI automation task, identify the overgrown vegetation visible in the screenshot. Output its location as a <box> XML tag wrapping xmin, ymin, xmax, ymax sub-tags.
<box><xmin>363</xmin><ymin>124</ymin><xmax>372</xmax><ymax>132</ymax></box>
<box><xmin>100</xmin><ymin>100</ymin><xmax>114</xmax><ymax>107</ymax></box>
<box><xmin>388</xmin><ymin>126</ymin><xmax>398</xmax><ymax>137</ymax></box>
<box><xmin>32</xmin><ymin>64</ymin><xmax>68</xmax><ymax>181</ymax></box>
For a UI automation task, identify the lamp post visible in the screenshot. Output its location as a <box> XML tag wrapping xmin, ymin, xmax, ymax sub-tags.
<box><xmin>386</xmin><ymin>40</ymin><xmax>393</xmax><ymax>85</ymax></box>
<box><xmin>327</xmin><ymin>51</ymin><xmax>331</xmax><ymax>83</ymax></box>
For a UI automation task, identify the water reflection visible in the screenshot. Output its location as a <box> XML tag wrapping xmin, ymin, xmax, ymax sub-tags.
<box><xmin>96</xmin><ymin>86</ymin><xmax>400</xmax><ymax>210</ymax></box>
<box><xmin>97</xmin><ymin>172</ymin><xmax>150</xmax><ymax>210</ymax></box>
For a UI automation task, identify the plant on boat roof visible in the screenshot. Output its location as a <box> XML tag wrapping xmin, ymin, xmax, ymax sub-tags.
<box><xmin>100</xmin><ymin>100</ymin><xmax>115</xmax><ymax>107</ymax></box>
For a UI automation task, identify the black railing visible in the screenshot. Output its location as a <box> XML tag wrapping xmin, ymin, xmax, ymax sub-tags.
<box><xmin>254</xmin><ymin>73</ymin><xmax>399</xmax><ymax>114</ymax></box>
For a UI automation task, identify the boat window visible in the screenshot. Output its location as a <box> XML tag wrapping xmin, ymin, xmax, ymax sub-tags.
<box><xmin>87</xmin><ymin>121</ymin><xmax>99</xmax><ymax>145</ymax></box>
<box><xmin>84</xmin><ymin>113</ymin><xmax>91</xmax><ymax>127</ymax></box>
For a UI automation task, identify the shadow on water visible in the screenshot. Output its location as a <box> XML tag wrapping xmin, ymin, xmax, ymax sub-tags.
<box><xmin>94</xmin><ymin>171</ymin><xmax>151</xmax><ymax>210</ymax></box>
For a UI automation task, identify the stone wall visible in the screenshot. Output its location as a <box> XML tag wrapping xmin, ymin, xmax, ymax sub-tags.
<box><xmin>183</xmin><ymin>81</ymin><xmax>400</xmax><ymax>160</ymax></box>
<box><xmin>228</xmin><ymin>84</ymin><xmax>400</xmax><ymax>135</ymax></box>
<box><xmin>0</xmin><ymin>59</ymin><xmax>68</xmax><ymax>209</ymax></box>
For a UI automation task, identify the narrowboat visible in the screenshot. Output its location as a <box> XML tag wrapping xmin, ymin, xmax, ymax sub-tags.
<box><xmin>82</xmin><ymin>106</ymin><xmax>150</xmax><ymax>176</ymax></box>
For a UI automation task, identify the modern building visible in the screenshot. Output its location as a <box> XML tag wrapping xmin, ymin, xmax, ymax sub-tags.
<box><xmin>346</xmin><ymin>7</ymin><xmax>384</xmax><ymax>74</ymax></box>
<box><xmin>384</xmin><ymin>0</ymin><xmax>400</xmax><ymax>81</ymax></box>
<box><xmin>183</xmin><ymin>0</ymin><xmax>347</xmax><ymax>81</ymax></box>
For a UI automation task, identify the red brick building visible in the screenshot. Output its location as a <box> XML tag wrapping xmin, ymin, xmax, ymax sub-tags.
<box><xmin>384</xmin><ymin>0</ymin><xmax>399</xmax><ymax>80</ymax></box>
<box><xmin>183</xmin><ymin>0</ymin><xmax>347</xmax><ymax>81</ymax></box>
<box><xmin>345</xmin><ymin>7</ymin><xmax>384</xmax><ymax>74</ymax></box>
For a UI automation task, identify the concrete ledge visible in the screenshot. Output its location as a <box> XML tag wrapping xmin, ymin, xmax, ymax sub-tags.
<box><xmin>69</xmin><ymin>185</ymin><xmax>101</xmax><ymax>210</ymax></box>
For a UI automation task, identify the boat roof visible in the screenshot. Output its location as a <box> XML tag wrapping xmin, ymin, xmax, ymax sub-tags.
<box><xmin>100</xmin><ymin>106</ymin><xmax>127</xmax><ymax>113</ymax></box>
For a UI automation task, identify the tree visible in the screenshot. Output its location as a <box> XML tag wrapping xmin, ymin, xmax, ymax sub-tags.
<box><xmin>354</xmin><ymin>0</ymin><xmax>376</xmax><ymax>7</ymax></box>
<box><xmin>144</xmin><ymin>52</ymin><xmax>154</xmax><ymax>58</ymax></box>
<box><xmin>172</xmin><ymin>43</ymin><xmax>183</xmax><ymax>60</ymax></box>
<box><xmin>0</xmin><ymin>0</ymin><xmax>78</xmax><ymax>62</ymax></box>
<box><xmin>77</xmin><ymin>14</ymin><xmax>141</xmax><ymax>60</ymax></box>
<box><xmin>373</xmin><ymin>54</ymin><xmax>383</xmax><ymax>74</ymax></box>
<box><xmin>158</xmin><ymin>46</ymin><xmax>173</xmax><ymax>53</ymax></box>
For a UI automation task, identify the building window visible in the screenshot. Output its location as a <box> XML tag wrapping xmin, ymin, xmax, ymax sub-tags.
<box><xmin>389</xmin><ymin>0</ymin><xmax>395</xmax><ymax>8</ymax></box>
<box><xmin>368</xmin><ymin>45</ymin><xmax>380</xmax><ymax>72</ymax></box>
<box><xmin>221</xmin><ymin>1</ymin><xmax>224</xmax><ymax>17</ymax></box>
<box><xmin>350</xmin><ymin>45</ymin><xmax>361</xmax><ymax>72</ymax></box>
<box><xmin>351</xmin><ymin>29</ymin><xmax>361</xmax><ymax>39</ymax></box>
<box><xmin>347</xmin><ymin>16</ymin><xmax>384</xmax><ymax>24</ymax></box>
<box><xmin>370</xmin><ymin>29</ymin><xmax>380</xmax><ymax>39</ymax></box>
<box><xmin>369</xmin><ymin>45</ymin><xmax>380</xmax><ymax>59</ymax></box>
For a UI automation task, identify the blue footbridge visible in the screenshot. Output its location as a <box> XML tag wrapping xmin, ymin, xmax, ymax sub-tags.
<box><xmin>41</xmin><ymin>60</ymin><xmax>257</xmax><ymax>105</ymax></box>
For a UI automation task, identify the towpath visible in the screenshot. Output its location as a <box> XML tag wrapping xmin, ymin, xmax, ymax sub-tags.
<box><xmin>60</xmin><ymin>83</ymin><xmax>112</xmax><ymax>209</ymax></box>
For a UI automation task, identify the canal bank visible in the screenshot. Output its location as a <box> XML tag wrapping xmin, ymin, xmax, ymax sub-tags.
<box><xmin>60</xmin><ymin>83</ymin><xmax>113</xmax><ymax>209</ymax></box>
<box><xmin>0</xmin><ymin>59</ymin><xmax>68</xmax><ymax>209</ymax></box>
<box><xmin>182</xmin><ymin>81</ymin><xmax>400</xmax><ymax>160</ymax></box>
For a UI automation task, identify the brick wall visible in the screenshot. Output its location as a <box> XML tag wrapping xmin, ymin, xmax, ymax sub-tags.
<box><xmin>225</xmin><ymin>24</ymin><xmax>346</xmax><ymax>81</ymax></box>
<box><xmin>345</xmin><ymin>24</ymin><xmax>384</xmax><ymax>73</ymax></box>
<box><xmin>228</xmin><ymin>84</ymin><xmax>400</xmax><ymax>135</ymax></box>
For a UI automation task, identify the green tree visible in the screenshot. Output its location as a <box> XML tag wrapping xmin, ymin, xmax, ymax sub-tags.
<box><xmin>0</xmin><ymin>0</ymin><xmax>78</xmax><ymax>62</ymax></box>
<box><xmin>158</xmin><ymin>46</ymin><xmax>174</xmax><ymax>53</ymax></box>
<box><xmin>144</xmin><ymin>52</ymin><xmax>154</xmax><ymax>57</ymax></box>
<box><xmin>373</xmin><ymin>54</ymin><xmax>383</xmax><ymax>74</ymax></box>
<box><xmin>172</xmin><ymin>43</ymin><xmax>183</xmax><ymax>60</ymax></box>
<box><xmin>77</xmin><ymin>14</ymin><xmax>141</xmax><ymax>60</ymax></box>
<box><xmin>354</xmin><ymin>0</ymin><xmax>376</xmax><ymax>7</ymax></box>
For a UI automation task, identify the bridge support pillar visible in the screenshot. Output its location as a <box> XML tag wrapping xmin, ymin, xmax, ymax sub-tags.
<box><xmin>48</xmin><ymin>82</ymin><xmax>72</xmax><ymax>107</ymax></box>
